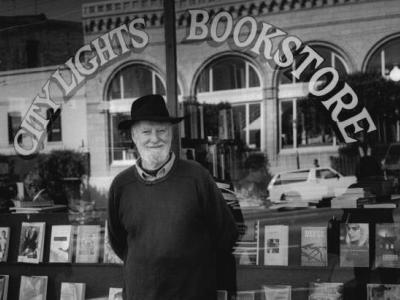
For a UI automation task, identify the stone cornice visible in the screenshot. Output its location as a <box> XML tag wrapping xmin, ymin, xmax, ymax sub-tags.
<box><xmin>82</xmin><ymin>0</ymin><xmax>379</xmax><ymax>34</ymax></box>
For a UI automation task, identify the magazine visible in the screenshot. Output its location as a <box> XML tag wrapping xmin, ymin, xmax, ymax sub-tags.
<box><xmin>308</xmin><ymin>282</ymin><xmax>343</xmax><ymax>300</ymax></box>
<box><xmin>375</xmin><ymin>223</ymin><xmax>400</xmax><ymax>268</ymax></box>
<box><xmin>49</xmin><ymin>225</ymin><xmax>74</xmax><ymax>263</ymax></box>
<box><xmin>75</xmin><ymin>225</ymin><xmax>100</xmax><ymax>263</ymax></box>
<box><xmin>0</xmin><ymin>228</ymin><xmax>10</xmax><ymax>262</ymax></box>
<box><xmin>60</xmin><ymin>282</ymin><xmax>86</xmax><ymax>300</ymax></box>
<box><xmin>339</xmin><ymin>223</ymin><xmax>369</xmax><ymax>267</ymax></box>
<box><xmin>263</xmin><ymin>285</ymin><xmax>291</xmax><ymax>300</ymax></box>
<box><xmin>264</xmin><ymin>225</ymin><xmax>289</xmax><ymax>266</ymax></box>
<box><xmin>19</xmin><ymin>275</ymin><xmax>48</xmax><ymax>300</ymax></box>
<box><xmin>233</xmin><ymin>220</ymin><xmax>260</xmax><ymax>265</ymax></box>
<box><xmin>108</xmin><ymin>287</ymin><xmax>123</xmax><ymax>300</ymax></box>
<box><xmin>0</xmin><ymin>275</ymin><xmax>9</xmax><ymax>300</ymax></box>
<box><xmin>367</xmin><ymin>284</ymin><xmax>400</xmax><ymax>300</ymax></box>
<box><xmin>301</xmin><ymin>226</ymin><xmax>327</xmax><ymax>267</ymax></box>
<box><xmin>17</xmin><ymin>222</ymin><xmax>46</xmax><ymax>264</ymax></box>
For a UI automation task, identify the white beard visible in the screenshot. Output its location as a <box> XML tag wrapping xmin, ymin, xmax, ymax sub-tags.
<box><xmin>138</xmin><ymin>146</ymin><xmax>170</xmax><ymax>170</ymax></box>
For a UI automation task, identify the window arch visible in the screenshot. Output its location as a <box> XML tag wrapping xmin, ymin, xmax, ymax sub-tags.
<box><xmin>277</xmin><ymin>45</ymin><xmax>350</xmax><ymax>150</ymax></box>
<box><xmin>365</xmin><ymin>36</ymin><xmax>400</xmax><ymax>81</ymax></box>
<box><xmin>193</xmin><ymin>55</ymin><xmax>263</xmax><ymax>151</ymax></box>
<box><xmin>196</xmin><ymin>56</ymin><xmax>261</xmax><ymax>93</ymax></box>
<box><xmin>106</xmin><ymin>63</ymin><xmax>166</xmax><ymax>164</ymax></box>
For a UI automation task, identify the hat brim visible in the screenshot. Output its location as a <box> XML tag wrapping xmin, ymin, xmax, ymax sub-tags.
<box><xmin>118</xmin><ymin>116</ymin><xmax>184</xmax><ymax>130</ymax></box>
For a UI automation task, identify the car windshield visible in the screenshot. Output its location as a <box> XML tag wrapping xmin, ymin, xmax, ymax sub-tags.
<box><xmin>316</xmin><ymin>169</ymin><xmax>338</xmax><ymax>179</ymax></box>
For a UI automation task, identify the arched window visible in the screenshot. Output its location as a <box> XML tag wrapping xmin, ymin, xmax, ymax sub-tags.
<box><xmin>194</xmin><ymin>55</ymin><xmax>263</xmax><ymax>151</ymax></box>
<box><xmin>107</xmin><ymin>64</ymin><xmax>166</xmax><ymax>163</ymax></box>
<box><xmin>278</xmin><ymin>45</ymin><xmax>350</xmax><ymax>150</ymax></box>
<box><xmin>365</xmin><ymin>37</ymin><xmax>400</xmax><ymax>82</ymax></box>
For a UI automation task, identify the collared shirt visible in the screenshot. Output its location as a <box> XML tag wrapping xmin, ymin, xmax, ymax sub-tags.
<box><xmin>135</xmin><ymin>152</ymin><xmax>176</xmax><ymax>181</ymax></box>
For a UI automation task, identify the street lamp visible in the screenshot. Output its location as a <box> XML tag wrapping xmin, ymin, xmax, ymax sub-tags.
<box><xmin>389</xmin><ymin>65</ymin><xmax>400</xmax><ymax>82</ymax></box>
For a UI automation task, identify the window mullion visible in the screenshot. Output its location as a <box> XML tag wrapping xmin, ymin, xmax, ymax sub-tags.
<box><xmin>120</xmin><ymin>74</ymin><xmax>124</xmax><ymax>99</ymax></box>
<box><xmin>293</xmin><ymin>99</ymin><xmax>297</xmax><ymax>149</ymax></box>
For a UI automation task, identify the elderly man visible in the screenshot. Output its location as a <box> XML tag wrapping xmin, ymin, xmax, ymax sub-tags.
<box><xmin>107</xmin><ymin>94</ymin><xmax>238</xmax><ymax>300</ymax></box>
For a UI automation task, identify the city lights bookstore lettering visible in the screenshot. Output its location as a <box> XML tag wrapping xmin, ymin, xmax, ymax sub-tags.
<box><xmin>15</xmin><ymin>9</ymin><xmax>376</xmax><ymax>156</ymax></box>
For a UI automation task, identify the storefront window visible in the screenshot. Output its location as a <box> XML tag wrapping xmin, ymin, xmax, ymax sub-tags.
<box><xmin>366</xmin><ymin>37</ymin><xmax>400</xmax><ymax>81</ymax></box>
<box><xmin>278</xmin><ymin>45</ymin><xmax>348</xmax><ymax>150</ymax></box>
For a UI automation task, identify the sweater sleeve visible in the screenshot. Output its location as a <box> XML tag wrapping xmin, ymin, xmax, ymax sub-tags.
<box><xmin>201</xmin><ymin>170</ymin><xmax>239</xmax><ymax>253</ymax></box>
<box><xmin>107</xmin><ymin>182</ymin><xmax>127</xmax><ymax>261</ymax></box>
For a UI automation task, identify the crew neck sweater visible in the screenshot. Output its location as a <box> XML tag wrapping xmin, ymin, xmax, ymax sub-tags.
<box><xmin>108</xmin><ymin>158</ymin><xmax>238</xmax><ymax>300</ymax></box>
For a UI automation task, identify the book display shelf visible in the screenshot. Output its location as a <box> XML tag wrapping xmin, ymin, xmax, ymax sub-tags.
<box><xmin>0</xmin><ymin>213</ymin><xmax>123</xmax><ymax>300</ymax></box>
<box><xmin>1</xmin><ymin>207</ymin><xmax>400</xmax><ymax>300</ymax></box>
<box><xmin>235</xmin><ymin>207</ymin><xmax>400</xmax><ymax>300</ymax></box>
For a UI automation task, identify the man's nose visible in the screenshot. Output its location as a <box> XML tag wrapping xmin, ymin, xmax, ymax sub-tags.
<box><xmin>149</xmin><ymin>131</ymin><xmax>160</xmax><ymax>142</ymax></box>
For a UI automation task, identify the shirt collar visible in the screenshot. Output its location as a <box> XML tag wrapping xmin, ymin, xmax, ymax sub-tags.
<box><xmin>135</xmin><ymin>152</ymin><xmax>175</xmax><ymax>181</ymax></box>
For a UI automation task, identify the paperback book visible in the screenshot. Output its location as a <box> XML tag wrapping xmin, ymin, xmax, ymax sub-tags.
<box><xmin>103</xmin><ymin>221</ymin><xmax>123</xmax><ymax>264</ymax></box>
<box><xmin>375</xmin><ymin>223</ymin><xmax>400</xmax><ymax>268</ymax></box>
<box><xmin>75</xmin><ymin>225</ymin><xmax>100</xmax><ymax>263</ymax></box>
<box><xmin>236</xmin><ymin>291</ymin><xmax>256</xmax><ymax>300</ymax></box>
<box><xmin>308</xmin><ymin>282</ymin><xmax>343</xmax><ymax>300</ymax></box>
<box><xmin>264</xmin><ymin>225</ymin><xmax>289</xmax><ymax>266</ymax></box>
<box><xmin>263</xmin><ymin>285</ymin><xmax>291</xmax><ymax>300</ymax></box>
<box><xmin>60</xmin><ymin>282</ymin><xmax>86</xmax><ymax>300</ymax></box>
<box><xmin>301</xmin><ymin>226</ymin><xmax>327</xmax><ymax>267</ymax></box>
<box><xmin>367</xmin><ymin>284</ymin><xmax>400</xmax><ymax>300</ymax></box>
<box><xmin>49</xmin><ymin>225</ymin><xmax>74</xmax><ymax>263</ymax></box>
<box><xmin>0</xmin><ymin>275</ymin><xmax>9</xmax><ymax>300</ymax></box>
<box><xmin>17</xmin><ymin>222</ymin><xmax>46</xmax><ymax>264</ymax></box>
<box><xmin>19</xmin><ymin>275</ymin><xmax>48</xmax><ymax>300</ymax></box>
<box><xmin>233</xmin><ymin>220</ymin><xmax>260</xmax><ymax>265</ymax></box>
<box><xmin>339</xmin><ymin>223</ymin><xmax>369</xmax><ymax>267</ymax></box>
<box><xmin>217</xmin><ymin>290</ymin><xmax>228</xmax><ymax>300</ymax></box>
<box><xmin>0</xmin><ymin>227</ymin><xmax>10</xmax><ymax>262</ymax></box>
<box><xmin>108</xmin><ymin>287</ymin><xmax>123</xmax><ymax>300</ymax></box>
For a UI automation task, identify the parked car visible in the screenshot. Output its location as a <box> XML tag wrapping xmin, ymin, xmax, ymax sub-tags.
<box><xmin>267</xmin><ymin>167</ymin><xmax>357</xmax><ymax>203</ymax></box>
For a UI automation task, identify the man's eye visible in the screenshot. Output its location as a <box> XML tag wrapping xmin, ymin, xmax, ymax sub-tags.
<box><xmin>143</xmin><ymin>131</ymin><xmax>151</xmax><ymax>134</ymax></box>
<box><xmin>158</xmin><ymin>129</ymin><xmax>166</xmax><ymax>133</ymax></box>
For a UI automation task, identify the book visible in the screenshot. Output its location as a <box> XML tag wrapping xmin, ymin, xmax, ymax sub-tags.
<box><xmin>233</xmin><ymin>220</ymin><xmax>260</xmax><ymax>265</ymax></box>
<box><xmin>263</xmin><ymin>285</ymin><xmax>291</xmax><ymax>300</ymax></box>
<box><xmin>75</xmin><ymin>225</ymin><xmax>100</xmax><ymax>263</ymax></box>
<box><xmin>60</xmin><ymin>282</ymin><xmax>86</xmax><ymax>300</ymax></box>
<box><xmin>10</xmin><ymin>205</ymin><xmax>67</xmax><ymax>214</ymax></box>
<box><xmin>17</xmin><ymin>222</ymin><xmax>46</xmax><ymax>264</ymax></box>
<box><xmin>367</xmin><ymin>284</ymin><xmax>400</xmax><ymax>300</ymax></box>
<box><xmin>308</xmin><ymin>282</ymin><xmax>343</xmax><ymax>300</ymax></box>
<box><xmin>0</xmin><ymin>227</ymin><xmax>10</xmax><ymax>262</ymax></box>
<box><xmin>264</xmin><ymin>225</ymin><xmax>289</xmax><ymax>266</ymax></box>
<box><xmin>19</xmin><ymin>275</ymin><xmax>48</xmax><ymax>300</ymax></box>
<box><xmin>0</xmin><ymin>275</ymin><xmax>9</xmax><ymax>300</ymax></box>
<box><xmin>237</xmin><ymin>291</ymin><xmax>256</xmax><ymax>300</ymax></box>
<box><xmin>108</xmin><ymin>287</ymin><xmax>123</xmax><ymax>300</ymax></box>
<box><xmin>103</xmin><ymin>221</ymin><xmax>123</xmax><ymax>264</ymax></box>
<box><xmin>301</xmin><ymin>226</ymin><xmax>327</xmax><ymax>267</ymax></box>
<box><xmin>375</xmin><ymin>223</ymin><xmax>400</xmax><ymax>268</ymax></box>
<box><xmin>217</xmin><ymin>290</ymin><xmax>228</xmax><ymax>300</ymax></box>
<box><xmin>49</xmin><ymin>225</ymin><xmax>74</xmax><ymax>263</ymax></box>
<box><xmin>339</xmin><ymin>223</ymin><xmax>369</xmax><ymax>267</ymax></box>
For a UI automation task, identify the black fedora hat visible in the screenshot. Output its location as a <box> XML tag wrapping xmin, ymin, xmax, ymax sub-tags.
<box><xmin>118</xmin><ymin>94</ymin><xmax>184</xmax><ymax>130</ymax></box>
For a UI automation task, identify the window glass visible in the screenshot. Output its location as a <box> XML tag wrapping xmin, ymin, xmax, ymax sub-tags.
<box><xmin>279</xmin><ymin>170</ymin><xmax>309</xmax><ymax>184</ymax></box>
<box><xmin>47</xmin><ymin>112</ymin><xmax>62</xmax><ymax>142</ymax></box>
<box><xmin>8</xmin><ymin>112</ymin><xmax>21</xmax><ymax>145</ymax></box>
<box><xmin>281</xmin><ymin>101</ymin><xmax>293</xmax><ymax>148</ymax></box>
<box><xmin>213</xmin><ymin>57</ymin><xmax>246</xmax><ymax>91</ymax></box>
<box><xmin>366</xmin><ymin>38</ymin><xmax>400</xmax><ymax>77</ymax></box>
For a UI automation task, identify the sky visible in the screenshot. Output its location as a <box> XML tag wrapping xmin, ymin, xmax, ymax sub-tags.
<box><xmin>0</xmin><ymin>0</ymin><xmax>99</xmax><ymax>22</ymax></box>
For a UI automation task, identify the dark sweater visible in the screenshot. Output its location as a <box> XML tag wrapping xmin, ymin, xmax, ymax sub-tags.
<box><xmin>108</xmin><ymin>158</ymin><xmax>238</xmax><ymax>300</ymax></box>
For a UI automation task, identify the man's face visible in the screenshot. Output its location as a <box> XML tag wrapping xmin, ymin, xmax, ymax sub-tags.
<box><xmin>131</xmin><ymin>121</ymin><xmax>172</xmax><ymax>169</ymax></box>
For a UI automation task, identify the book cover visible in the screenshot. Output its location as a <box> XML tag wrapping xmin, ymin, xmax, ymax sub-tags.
<box><xmin>233</xmin><ymin>220</ymin><xmax>260</xmax><ymax>265</ymax></box>
<box><xmin>308</xmin><ymin>282</ymin><xmax>343</xmax><ymax>300</ymax></box>
<box><xmin>301</xmin><ymin>226</ymin><xmax>327</xmax><ymax>267</ymax></box>
<box><xmin>60</xmin><ymin>282</ymin><xmax>86</xmax><ymax>300</ymax></box>
<box><xmin>367</xmin><ymin>284</ymin><xmax>400</xmax><ymax>300</ymax></box>
<box><xmin>49</xmin><ymin>225</ymin><xmax>74</xmax><ymax>263</ymax></box>
<box><xmin>0</xmin><ymin>275</ymin><xmax>9</xmax><ymax>300</ymax></box>
<box><xmin>339</xmin><ymin>223</ymin><xmax>369</xmax><ymax>267</ymax></box>
<box><xmin>217</xmin><ymin>290</ymin><xmax>228</xmax><ymax>300</ymax></box>
<box><xmin>75</xmin><ymin>225</ymin><xmax>100</xmax><ymax>263</ymax></box>
<box><xmin>263</xmin><ymin>285</ymin><xmax>291</xmax><ymax>300</ymax></box>
<box><xmin>103</xmin><ymin>221</ymin><xmax>123</xmax><ymax>264</ymax></box>
<box><xmin>264</xmin><ymin>225</ymin><xmax>289</xmax><ymax>266</ymax></box>
<box><xmin>375</xmin><ymin>223</ymin><xmax>400</xmax><ymax>268</ymax></box>
<box><xmin>17</xmin><ymin>222</ymin><xmax>46</xmax><ymax>264</ymax></box>
<box><xmin>108</xmin><ymin>287</ymin><xmax>123</xmax><ymax>300</ymax></box>
<box><xmin>237</xmin><ymin>291</ymin><xmax>256</xmax><ymax>300</ymax></box>
<box><xmin>19</xmin><ymin>275</ymin><xmax>48</xmax><ymax>300</ymax></box>
<box><xmin>0</xmin><ymin>228</ymin><xmax>10</xmax><ymax>262</ymax></box>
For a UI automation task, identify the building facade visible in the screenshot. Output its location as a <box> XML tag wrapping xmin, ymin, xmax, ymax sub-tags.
<box><xmin>80</xmin><ymin>0</ymin><xmax>400</xmax><ymax>188</ymax></box>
